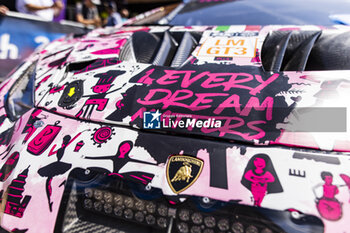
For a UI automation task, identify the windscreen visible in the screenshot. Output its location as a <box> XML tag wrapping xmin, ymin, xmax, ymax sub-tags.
<box><xmin>167</xmin><ymin>0</ymin><xmax>350</xmax><ymax>26</ymax></box>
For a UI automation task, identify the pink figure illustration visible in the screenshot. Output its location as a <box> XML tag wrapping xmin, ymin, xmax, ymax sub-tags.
<box><xmin>314</xmin><ymin>171</ymin><xmax>342</xmax><ymax>221</ymax></box>
<box><xmin>241</xmin><ymin>153</ymin><xmax>283</xmax><ymax>207</ymax></box>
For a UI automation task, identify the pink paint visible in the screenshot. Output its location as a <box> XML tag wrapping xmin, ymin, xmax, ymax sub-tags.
<box><xmin>190</xmin><ymin>57</ymin><xmax>197</xmax><ymax>64</ymax></box>
<box><xmin>249</xmin><ymin>74</ymin><xmax>279</xmax><ymax>96</ymax></box>
<box><xmin>116</xmin><ymin>100</ymin><xmax>124</xmax><ymax>109</ymax></box>
<box><xmin>245</xmin><ymin>25</ymin><xmax>261</xmax><ymax>31</ymax></box>
<box><xmin>241</xmin><ymin>154</ymin><xmax>282</xmax><ymax>207</ymax></box>
<box><xmin>74</xmin><ymin>58</ymin><xmax>121</xmax><ymax>75</ymax></box>
<box><xmin>137</xmin><ymin>69</ymin><xmax>155</xmax><ymax>85</ymax></box>
<box><xmin>279</xmin><ymin>27</ymin><xmax>301</xmax><ymax>31</ymax></box>
<box><xmin>178</xmin><ymin>70</ymin><xmax>208</xmax><ymax>88</ymax></box>
<box><xmin>108</xmin><ymin>173</ymin><xmax>123</xmax><ymax>178</ymax></box>
<box><xmin>137</xmin><ymin>89</ymin><xmax>173</xmax><ymax>106</ymax></box>
<box><xmin>7</xmin><ymin>193</ymin><xmax>23</xmax><ymax>198</ymax></box>
<box><xmin>157</xmin><ymin>70</ymin><xmax>194</xmax><ymax>85</ymax></box>
<box><xmin>240</xmin><ymin>96</ymin><xmax>274</xmax><ymax>121</ymax></box>
<box><xmin>213</xmin><ymin>94</ymin><xmax>241</xmax><ymax>115</ymax></box>
<box><xmin>48</xmin><ymin>132</ymin><xmax>82</xmax><ymax>157</ymax></box>
<box><xmin>129</xmin><ymin>175</ymin><xmax>146</xmax><ymax>182</ymax></box>
<box><xmin>8</xmin><ymin>186</ymin><xmax>24</xmax><ymax>191</ymax></box>
<box><xmin>115</xmin><ymin>28</ymin><xmax>150</xmax><ymax>34</ymax></box>
<box><xmin>204</xmin><ymin>73</ymin><xmax>254</xmax><ymax>91</ymax></box>
<box><xmin>74</xmin><ymin>141</ymin><xmax>84</xmax><ymax>152</ymax></box>
<box><xmin>117</xmin><ymin>142</ymin><xmax>131</xmax><ymax>158</ymax></box>
<box><xmin>142</xmin><ymin>69</ymin><xmax>280</xmax><ymax>96</ymax></box>
<box><xmin>27</xmin><ymin>123</ymin><xmax>62</xmax><ymax>156</ymax></box>
<box><xmin>246</xmin><ymin>121</ymin><xmax>266</xmax><ymax>139</ymax></box>
<box><xmin>141</xmin><ymin>175</ymin><xmax>153</xmax><ymax>180</ymax></box>
<box><xmin>92</xmin><ymin>84</ymin><xmax>112</xmax><ymax>93</ymax></box>
<box><xmin>0</xmin><ymin>79</ymin><xmax>12</xmax><ymax>94</ymax></box>
<box><xmin>13</xmin><ymin>180</ymin><xmax>25</xmax><ymax>184</ymax></box>
<box><xmin>36</xmin><ymin>75</ymin><xmax>51</xmax><ymax>91</ymax></box>
<box><xmin>217</xmin><ymin>117</ymin><xmax>245</xmax><ymax>138</ymax></box>
<box><xmin>162</xmin><ymin>89</ymin><xmax>193</xmax><ymax>109</ymax></box>
<box><xmin>85</xmin><ymin>99</ymin><xmax>108</xmax><ymax>111</ymax></box>
<box><xmin>189</xmin><ymin>93</ymin><xmax>229</xmax><ymax>110</ymax></box>
<box><xmin>81</xmin><ymin>40</ymin><xmax>99</xmax><ymax>42</ymax></box>
<box><xmin>156</xmin><ymin>70</ymin><xmax>195</xmax><ymax>87</ymax></box>
<box><xmin>49</xmin><ymin>85</ymin><xmax>65</xmax><ymax>94</ymax></box>
<box><xmin>316</xmin><ymin>172</ymin><xmax>342</xmax><ymax>221</ymax></box>
<box><xmin>48</xmin><ymin>178</ymin><xmax>53</xmax><ymax>196</ymax></box>
<box><xmin>251</xmin><ymin>49</ymin><xmax>261</xmax><ymax>63</ymax></box>
<box><xmin>243</xmin><ymin>158</ymin><xmax>274</xmax><ymax>206</ymax></box>
<box><xmin>91</xmin><ymin>38</ymin><xmax>127</xmax><ymax>55</ymax></box>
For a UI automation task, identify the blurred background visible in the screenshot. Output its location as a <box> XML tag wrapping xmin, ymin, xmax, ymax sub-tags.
<box><xmin>0</xmin><ymin>0</ymin><xmax>180</xmax><ymax>79</ymax></box>
<box><xmin>0</xmin><ymin>0</ymin><xmax>180</xmax><ymax>23</ymax></box>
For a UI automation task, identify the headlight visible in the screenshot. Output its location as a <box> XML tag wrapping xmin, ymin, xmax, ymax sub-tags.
<box><xmin>5</xmin><ymin>61</ymin><xmax>36</xmax><ymax>121</ymax></box>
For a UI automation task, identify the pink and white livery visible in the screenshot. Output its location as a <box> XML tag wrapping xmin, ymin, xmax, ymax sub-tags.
<box><xmin>0</xmin><ymin>3</ymin><xmax>350</xmax><ymax>233</ymax></box>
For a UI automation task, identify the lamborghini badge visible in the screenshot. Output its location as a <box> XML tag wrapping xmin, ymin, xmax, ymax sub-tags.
<box><xmin>166</xmin><ymin>155</ymin><xmax>204</xmax><ymax>194</ymax></box>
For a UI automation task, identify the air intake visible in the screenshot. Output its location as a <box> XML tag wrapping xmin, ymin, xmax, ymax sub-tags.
<box><xmin>119</xmin><ymin>31</ymin><xmax>198</xmax><ymax>67</ymax></box>
<box><xmin>262</xmin><ymin>30</ymin><xmax>350</xmax><ymax>71</ymax></box>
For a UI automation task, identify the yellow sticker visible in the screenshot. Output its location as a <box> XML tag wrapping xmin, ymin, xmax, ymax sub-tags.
<box><xmin>68</xmin><ymin>87</ymin><xmax>76</xmax><ymax>97</ymax></box>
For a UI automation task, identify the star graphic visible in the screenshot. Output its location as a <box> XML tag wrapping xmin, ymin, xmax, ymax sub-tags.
<box><xmin>150</xmin><ymin>110</ymin><xmax>162</xmax><ymax>122</ymax></box>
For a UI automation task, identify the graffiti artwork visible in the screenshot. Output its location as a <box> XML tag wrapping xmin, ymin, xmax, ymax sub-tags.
<box><xmin>0</xmin><ymin>167</ymin><xmax>31</xmax><ymax>218</ymax></box>
<box><xmin>76</xmin><ymin>70</ymin><xmax>126</xmax><ymax>120</ymax></box>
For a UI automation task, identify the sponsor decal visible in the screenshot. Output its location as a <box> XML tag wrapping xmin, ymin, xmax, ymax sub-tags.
<box><xmin>143</xmin><ymin>110</ymin><xmax>162</xmax><ymax>129</ymax></box>
<box><xmin>197</xmin><ymin>36</ymin><xmax>258</xmax><ymax>58</ymax></box>
<box><xmin>143</xmin><ymin>111</ymin><xmax>222</xmax><ymax>129</ymax></box>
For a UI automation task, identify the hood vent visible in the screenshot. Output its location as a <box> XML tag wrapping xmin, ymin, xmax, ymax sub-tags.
<box><xmin>262</xmin><ymin>30</ymin><xmax>350</xmax><ymax>72</ymax></box>
<box><xmin>262</xmin><ymin>30</ymin><xmax>321</xmax><ymax>72</ymax></box>
<box><xmin>119</xmin><ymin>31</ymin><xmax>199</xmax><ymax>67</ymax></box>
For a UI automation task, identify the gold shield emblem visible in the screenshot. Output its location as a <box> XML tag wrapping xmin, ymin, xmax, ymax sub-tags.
<box><xmin>166</xmin><ymin>155</ymin><xmax>204</xmax><ymax>194</ymax></box>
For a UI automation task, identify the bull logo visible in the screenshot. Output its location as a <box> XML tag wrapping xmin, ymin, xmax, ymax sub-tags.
<box><xmin>171</xmin><ymin>162</ymin><xmax>193</xmax><ymax>183</ymax></box>
<box><xmin>166</xmin><ymin>155</ymin><xmax>204</xmax><ymax>194</ymax></box>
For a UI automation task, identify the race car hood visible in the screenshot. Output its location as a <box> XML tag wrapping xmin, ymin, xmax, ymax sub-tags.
<box><xmin>34</xmin><ymin>25</ymin><xmax>350</xmax><ymax>151</ymax></box>
<box><xmin>1</xmin><ymin>24</ymin><xmax>350</xmax><ymax>233</ymax></box>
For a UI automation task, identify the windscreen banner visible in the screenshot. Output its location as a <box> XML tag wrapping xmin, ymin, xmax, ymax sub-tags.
<box><xmin>0</xmin><ymin>12</ymin><xmax>88</xmax><ymax>79</ymax></box>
